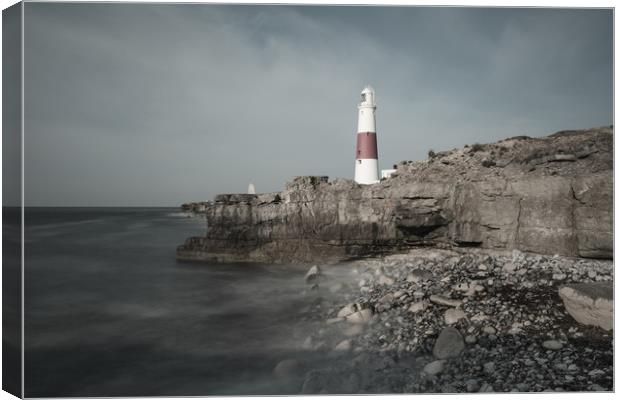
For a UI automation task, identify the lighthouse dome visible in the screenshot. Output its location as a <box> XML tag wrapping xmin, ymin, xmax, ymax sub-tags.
<box><xmin>359</xmin><ymin>85</ymin><xmax>376</xmax><ymax>107</ymax></box>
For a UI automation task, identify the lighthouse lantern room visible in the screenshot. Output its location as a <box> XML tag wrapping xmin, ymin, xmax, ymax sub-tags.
<box><xmin>354</xmin><ymin>86</ymin><xmax>380</xmax><ymax>184</ymax></box>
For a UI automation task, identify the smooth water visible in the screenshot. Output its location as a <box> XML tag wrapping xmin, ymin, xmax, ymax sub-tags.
<box><xmin>24</xmin><ymin>208</ymin><xmax>343</xmax><ymax>397</ymax></box>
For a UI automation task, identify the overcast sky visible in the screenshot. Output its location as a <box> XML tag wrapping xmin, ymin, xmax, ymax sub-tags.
<box><xmin>22</xmin><ymin>4</ymin><xmax>612</xmax><ymax>206</ymax></box>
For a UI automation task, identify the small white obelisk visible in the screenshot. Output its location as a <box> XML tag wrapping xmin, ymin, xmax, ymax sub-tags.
<box><xmin>248</xmin><ymin>183</ymin><xmax>256</xmax><ymax>194</ymax></box>
<box><xmin>354</xmin><ymin>86</ymin><xmax>379</xmax><ymax>184</ymax></box>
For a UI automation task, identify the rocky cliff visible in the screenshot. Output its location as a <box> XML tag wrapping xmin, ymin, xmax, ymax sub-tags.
<box><xmin>177</xmin><ymin>126</ymin><xmax>613</xmax><ymax>263</ymax></box>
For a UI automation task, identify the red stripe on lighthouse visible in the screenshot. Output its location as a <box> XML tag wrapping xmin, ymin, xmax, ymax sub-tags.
<box><xmin>356</xmin><ymin>132</ymin><xmax>378</xmax><ymax>159</ymax></box>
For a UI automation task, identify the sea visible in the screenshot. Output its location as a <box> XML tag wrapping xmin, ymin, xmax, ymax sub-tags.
<box><xmin>22</xmin><ymin>207</ymin><xmax>351</xmax><ymax>397</ymax></box>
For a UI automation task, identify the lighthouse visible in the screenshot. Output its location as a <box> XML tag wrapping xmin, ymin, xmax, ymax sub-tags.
<box><xmin>354</xmin><ymin>86</ymin><xmax>380</xmax><ymax>184</ymax></box>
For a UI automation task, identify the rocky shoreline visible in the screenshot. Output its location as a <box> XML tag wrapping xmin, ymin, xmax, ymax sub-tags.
<box><xmin>279</xmin><ymin>249</ymin><xmax>613</xmax><ymax>393</ymax></box>
<box><xmin>177</xmin><ymin>127</ymin><xmax>612</xmax><ymax>264</ymax></box>
<box><xmin>175</xmin><ymin>126</ymin><xmax>614</xmax><ymax>393</ymax></box>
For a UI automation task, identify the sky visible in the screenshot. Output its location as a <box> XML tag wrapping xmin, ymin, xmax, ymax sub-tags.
<box><xmin>17</xmin><ymin>3</ymin><xmax>613</xmax><ymax>206</ymax></box>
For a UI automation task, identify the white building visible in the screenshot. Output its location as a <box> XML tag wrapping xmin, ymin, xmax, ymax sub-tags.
<box><xmin>381</xmin><ymin>169</ymin><xmax>397</xmax><ymax>179</ymax></box>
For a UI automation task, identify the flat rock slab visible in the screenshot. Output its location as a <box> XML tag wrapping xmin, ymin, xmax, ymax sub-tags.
<box><xmin>444</xmin><ymin>308</ymin><xmax>466</xmax><ymax>325</ymax></box>
<box><xmin>558</xmin><ymin>282</ymin><xmax>613</xmax><ymax>331</ymax></box>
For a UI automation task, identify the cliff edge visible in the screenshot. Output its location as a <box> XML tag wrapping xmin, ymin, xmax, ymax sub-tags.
<box><xmin>177</xmin><ymin>126</ymin><xmax>612</xmax><ymax>263</ymax></box>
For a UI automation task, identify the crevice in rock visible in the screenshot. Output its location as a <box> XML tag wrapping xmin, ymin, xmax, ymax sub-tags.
<box><xmin>402</xmin><ymin>196</ymin><xmax>435</xmax><ymax>200</ymax></box>
<box><xmin>515</xmin><ymin>197</ymin><xmax>523</xmax><ymax>246</ymax></box>
<box><xmin>481</xmin><ymin>224</ymin><xmax>501</xmax><ymax>231</ymax></box>
<box><xmin>454</xmin><ymin>240</ymin><xmax>483</xmax><ymax>247</ymax></box>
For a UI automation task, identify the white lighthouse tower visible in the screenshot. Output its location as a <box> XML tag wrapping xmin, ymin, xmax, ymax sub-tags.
<box><xmin>354</xmin><ymin>86</ymin><xmax>380</xmax><ymax>184</ymax></box>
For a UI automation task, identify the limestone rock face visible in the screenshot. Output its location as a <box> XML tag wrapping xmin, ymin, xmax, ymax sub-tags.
<box><xmin>177</xmin><ymin>127</ymin><xmax>613</xmax><ymax>263</ymax></box>
<box><xmin>559</xmin><ymin>283</ymin><xmax>613</xmax><ymax>331</ymax></box>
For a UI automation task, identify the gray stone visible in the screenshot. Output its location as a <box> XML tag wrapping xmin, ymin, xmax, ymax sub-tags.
<box><xmin>466</xmin><ymin>379</ymin><xmax>480</xmax><ymax>392</ymax></box>
<box><xmin>346</xmin><ymin>309</ymin><xmax>373</xmax><ymax>324</ymax></box>
<box><xmin>542</xmin><ymin>340</ymin><xmax>563</xmax><ymax>350</ymax></box>
<box><xmin>408</xmin><ymin>300</ymin><xmax>430</xmax><ymax>314</ymax></box>
<box><xmin>337</xmin><ymin>304</ymin><xmax>357</xmax><ymax>318</ymax></box>
<box><xmin>559</xmin><ymin>282</ymin><xmax>613</xmax><ymax>331</ymax></box>
<box><xmin>305</xmin><ymin>265</ymin><xmax>322</xmax><ymax>284</ymax></box>
<box><xmin>482</xmin><ymin>326</ymin><xmax>496</xmax><ymax>335</ymax></box>
<box><xmin>423</xmin><ymin>360</ymin><xmax>446</xmax><ymax>376</ymax></box>
<box><xmin>483</xmin><ymin>361</ymin><xmax>495</xmax><ymax>374</ymax></box>
<box><xmin>502</xmin><ymin>262</ymin><xmax>517</xmax><ymax>273</ymax></box>
<box><xmin>433</xmin><ymin>327</ymin><xmax>465</xmax><ymax>359</ymax></box>
<box><xmin>378</xmin><ymin>293</ymin><xmax>394</xmax><ymax>304</ymax></box>
<box><xmin>444</xmin><ymin>308</ymin><xmax>466</xmax><ymax>325</ymax></box>
<box><xmin>430</xmin><ymin>295</ymin><xmax>463</xmax><ymax>307</ymax></box>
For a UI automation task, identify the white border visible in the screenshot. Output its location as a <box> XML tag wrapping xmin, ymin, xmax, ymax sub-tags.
<box><xmin>0</xmin><ymin>2</ymin><xmax>617</xmax><ymax>400</ymax></box>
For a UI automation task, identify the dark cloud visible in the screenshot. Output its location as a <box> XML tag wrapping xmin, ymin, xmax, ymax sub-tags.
<box><xmin>23</xmin><ymin>4</ymin><xmax>612</xmax><ymax>206</ymax></box>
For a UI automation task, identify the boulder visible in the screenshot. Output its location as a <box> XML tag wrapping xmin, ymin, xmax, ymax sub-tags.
<box><xmin>558</xmin><ymin>283</ymin><xmax>613</xmax><ymax>331</ymax></box>
<box><xmin>337</xmin><ymin>303</ymin><xmax>358</xmax><ymax>318</ymax></box>
<box><xmin>305</xmin><ymin>265</ymin><xmax>322</xmax><ymax>284</ymax></box>
<box><xmin>423</xmin><ymin>360</ymin><xmax>446</xmax><ymax>376</ymax></box>
<box><xmin>433</xmin><ymin>327</ymin><xmax>465</xmax><ymax>359</ymax></box>
<box><xmin>346</xmin><ymin>309</ymin><xmax>373</xmax><ymax>324</ymax></box>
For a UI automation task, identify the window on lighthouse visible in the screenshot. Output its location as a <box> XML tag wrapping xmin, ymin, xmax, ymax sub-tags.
<box><xmin>361</xmin><ymin>93</ymin><xmax>367</xmax><ymax>103</ymax></box>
